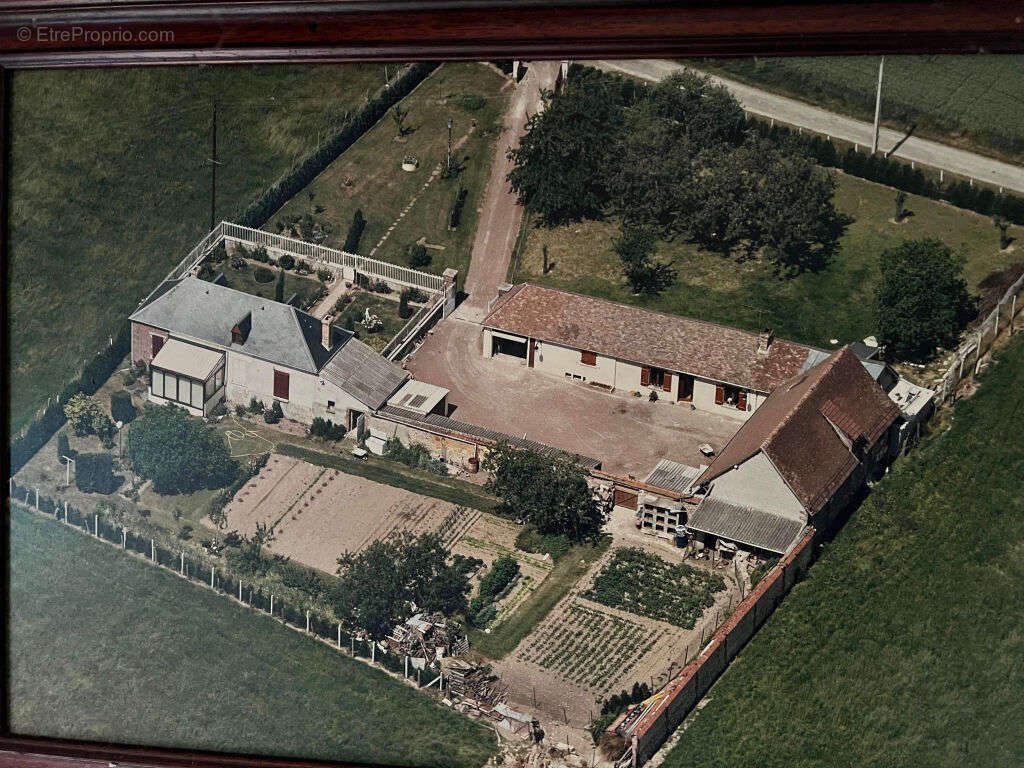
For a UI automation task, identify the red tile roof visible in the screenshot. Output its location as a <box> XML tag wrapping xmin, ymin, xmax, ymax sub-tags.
<box><xmin>482</xmin><ymin>284</ymin><xmax>819</xmax><ymax>393</ymax></box>
<box><xmin>695</xmin><ymin>347</ymin><xmax>901</xmax><ymax>515</ymax></box>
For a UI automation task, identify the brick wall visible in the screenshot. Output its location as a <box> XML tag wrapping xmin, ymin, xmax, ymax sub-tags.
<box><xmin>613</xmin><ymin>526</ymin><xmax>819</xmax><ymax>767</ymax></box>
<box><xmin>131</xmin><ymin>321</ymin><xmax>168</xmax><ymax>367</ymax></box>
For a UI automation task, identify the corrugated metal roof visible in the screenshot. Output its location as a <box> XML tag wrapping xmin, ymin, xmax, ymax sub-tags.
<box><xmin>321</xmin><ymin>337</ymin><xmax>408</xmax><ymax>410</ymax></box>
<box><xmin>379</xmin><ymin>405</ymin><xmax>601</xmax><ymax>469</ymax></box>
<box><xmin>643</xmin><ymin>459</ymin><xmax>702</xmax><ymax>494</ymax></box>
<box><xmin>687</xmin><ymin>495</ymin><xmax>805</xmax><ymax>555</ymax></box>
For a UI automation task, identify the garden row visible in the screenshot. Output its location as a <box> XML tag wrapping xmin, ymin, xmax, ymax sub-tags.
<box><xmin>583</xmin><ymin>548</ymin><xmax>725</xmax><ymax>630</ymax></box>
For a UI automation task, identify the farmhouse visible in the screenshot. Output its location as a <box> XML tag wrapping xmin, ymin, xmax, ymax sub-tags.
<box><xmin>682</xmin><ymin>346</ymin><xmax>901</xmax><ymax>555</ymax></box>
<box><xmin>129</xmin><ymin>276</ymin><xmax>409</xmax><ymax>427</ymax></box>
<box><xmin>481</xmin><ymin>283</ymin><xmax>824</xmax><ymax>419</ymax></box>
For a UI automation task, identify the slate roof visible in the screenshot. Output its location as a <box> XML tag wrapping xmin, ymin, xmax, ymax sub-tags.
<box><xmin>321</xmin><ymin>338</ymin><xmax>409</xmax><ymax>410</ymax></box>
<box><xmin>643</xmin><ymin>459</ymin><xmax>702</xmax><ymax>495</ymax></box>
<box><xmin>694</xmin><ymin>346</ymin><xmax>901</xmax><ymax>516</ymax></box>
<box><xmin>482</xmin><ymin>284</ymin><xmax>820</xmax><ymax>393</ymax></box>
<box><xmin>687</xmin><ymin>495</ymin><xmax>806</xmax><ymax>555</ymax></box>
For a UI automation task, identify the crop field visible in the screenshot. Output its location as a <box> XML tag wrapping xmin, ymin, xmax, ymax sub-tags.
<box><xmin>583</xmin><ymin>548</ymin><xmax>725</xmax><ymax>630</ymax></box>
<box><xmin>223</xmin><ymin>453</ymin><xmax>468</xmax><ymax>572</ymax></box>
<box><xmin>516</xmin><ymin>600</ymin><xmax>674</xmax><ymax>696</ymax></box>
<box><xmin>268</xmin><ymin>62</ymin><xmax>511</xmax><ymax>283</ymax></box>
<box><xmin>688</xmin><ymin>55</ymin><xmax>1024</xmax><ymax>161</ymax></box>
<box><xmin>8</xmin><ymin>64</ymin><xmax>387</xmax><ymax>437</ymax></box>
<box><xmin>661</xmin><ymin>334</ymin><xmax>1024</xmax><ymax>767</ymax></box>
<box><xmin>8</xmin><ymin>505</ymin><xmax>495</xmax><ymax>768</ymax></box>
<box><xmin>517</xmin><ymin>170</ymin><xmax>1024</xmax><ymax>350</ymax></box>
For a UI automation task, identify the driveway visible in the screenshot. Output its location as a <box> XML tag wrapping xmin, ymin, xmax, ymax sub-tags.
<box><xmin>594</xmin><ymin>59</ymin><xmax>1024</xmax><ymax>195</ymax></box>
<box><xmin>456</xmin><ymin>61</ymin><xmax>561</xmax><ymax>323</ymax></box>
<box><xmin>405</xmin><ymin>318</ymin><xmax>740</xmax><ymax>477</ymax></box>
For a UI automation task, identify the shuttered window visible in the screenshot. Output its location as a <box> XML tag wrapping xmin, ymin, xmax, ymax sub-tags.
<box><xmin>580</xmin><ymin>350</ymin><xmax>597</xmax><ymax>366</ymax></box>
<box><xmin>640</xmin><ymin>367</ymin><xmax>651</xmax><ymax>387</ymax></box>
<box><xmin>715</xmin><ymin>385</ymin><xmax>725</xmax><ymax>405</ymax></box>
<box><xmin>273</xmin><ymin>370</ymin><xmax>290</xmax><ymax>400</ymax></box>
<box><xmin>662</xmin><ymin>373</ymin><xmax>673</xmax><ymax>392</ymax></box>
<box><xmin>737</xmin><ymin>391</ymin><xmax>748</xmax><ymax>411</ymax></box>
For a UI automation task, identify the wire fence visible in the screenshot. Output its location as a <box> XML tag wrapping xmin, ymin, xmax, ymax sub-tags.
<box><xmin>935</xmin><ymin>270</ymin><xmax>1024</xmax><ymax>404</ymax></box>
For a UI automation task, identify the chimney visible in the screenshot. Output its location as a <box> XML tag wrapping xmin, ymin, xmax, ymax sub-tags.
<box><xmin>321</xmin><ymin>315</ymin><xmax>332</xmax><ymax>350</ymax></box>
<box><xmin>757</xmin><ymin>329</ymin><xmax>773</xmax><ymax>355</ymax></box>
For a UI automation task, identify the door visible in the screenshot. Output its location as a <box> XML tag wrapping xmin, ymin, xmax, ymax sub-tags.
<box><xmin>613</xmin><ymin>488</ymin><xmax>639</xmax><ymax>509</ymax></box>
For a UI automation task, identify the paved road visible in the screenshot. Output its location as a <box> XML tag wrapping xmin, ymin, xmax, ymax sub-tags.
<box><xmin>593</xmin><ymin>59</ymin><xmax>1024</xmax><ymax>195</ymax></box>
<box><xmin>455</xmin><ymin>61</ymin><xmax>560</xmax><ymax>323</ymax></box>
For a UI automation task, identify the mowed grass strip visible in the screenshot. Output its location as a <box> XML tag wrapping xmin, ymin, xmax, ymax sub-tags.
<box><xmin>8</xmin><ymin>506</ymin><xmax>495</xmax><ymax>767</ymax></box>
<box><xmin>662</xmin><ymin>334</ymin><xmax>1024</xmax><ymax>768</ymax></box>
<box><xmin>518</xmin><ymin>170</ymin><xmax>1023</xmax><ymax>349</ymax></box>
<box><xmin>268</xmin><ymin>62</ymin><xmax>511</xmax><ymax>281</ymax></box>
<box><xmin>7</xmin><ymin>64</ymin><xmax>385</xmax><ymax>437</ymax></box>
<box><xmin>468</xmin><ymin>541</ymin><xmax>609</xmax><ymax>660</ymax></box>
<box><xmin>684</xmin><ymin>55</ymin><xmax>1024</xmax><ymax>162</ymax></box>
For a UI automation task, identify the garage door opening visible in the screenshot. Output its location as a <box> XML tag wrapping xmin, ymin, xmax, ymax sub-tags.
<box><xmin>493</xmin><ymin>336</ymin><xmax>528</xmax><ymax>360</ymax></box>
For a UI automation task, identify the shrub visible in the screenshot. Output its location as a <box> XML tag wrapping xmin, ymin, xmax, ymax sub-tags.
<box><xmin>264</xmin><ymin>400</ymin><xmax>284</xmax><ymax>424</ymax></box>
<box><xmin>251</xmin><ymin>246</ymin><xmax>271</xmax><ymax>263</ymax></box>
<box><xmin>383</xmin><ymin>436</ymin><xmax>448</xmax><ymax>475</ymax></box>
<box><xmin>230</xmin><ymin>255</ymin><xmax>247</xmax><ymax>269</ymax></box>
<box><xmin>254</xmin><ymin>266</ymin><xmax>275</xmax><ymax>283</ymax></box>
<box><xmin>515</xmin><ymin>526</ymin><xmax>571</xmax><ymax>561</ymax></box>
<box><xmin>127</xmin><ymin>403</ymin><xmax>238</xmax><ymax>494</ymax></box>
<box><xmin>274</xmin><ymin>268</ymin><xmax>285</xmax><ymax>302</ymax></box>
<box><xmin>234</xmin><ymin>403</ymin><xmax>247</xmax><ymax>417</ymax></box>
<box><xmin>398</xmin><ymin>291</ymin><xmax>413</xmax><ymax>319</ymax></box>
<box><xmin>110</xmin><ymin>390</ymin><xmax>136</xmax><ymax>424</ymax></box>
<box><xmin>249</xmin><ymin>397</ymin><xmax>265</xmax><ymax>414</ymax></box>
<box><xmin>449</xmin><ymin>187</ymin><xmax>469</xmax><ymax>229</ymax></box>
<box><xmin>310</xmin><ymin>416</ymin><xmax>346</xmax><ymax>441</ymax></box>
<box><xmin>478</xmin><ymin>555</ymin><xmax>520</xmax><ymax>602</ymax></box>
<box><xmin>317</xmin><ymin>268</ymin><xmax>333</xmax><ymax>282</ymax></box>
<box><xmin>64</xmin><ymin>393</ymin><xmax>112</xmax><ymax>437</ymax></box>
<box><xmin>408</xmin><ymin>243</ymin><xmax>431</xmax><ymax>268</ymax></box>
<box><xmin>210</xmin><ymin>401</ymin><xmax>229</xmax><ymax>418</ymax></box>
<box><xmin>370</xmin><ymin>280</ymin><xmax>392</xmax><ymax>294</ymax></box>
<box><xmin>405</xmin><ymin>287</ymin><xmax>428</xmax><ymax>303</ymax></box>
<box><xmin>278</xmin><ymin>254</ymin><xmax>296</xmax><ymax>270</ymax></box>
<box><xmin>75</xmin><ymin>452</ymin><xmax>120</xmax><ymax>494</ymax></box>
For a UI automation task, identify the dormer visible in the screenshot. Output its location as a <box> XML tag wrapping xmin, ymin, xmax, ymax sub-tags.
<box><xmin>231</xmin><ymin>312</ymin><xmax>252</xmax><ymax>346</ymax></box>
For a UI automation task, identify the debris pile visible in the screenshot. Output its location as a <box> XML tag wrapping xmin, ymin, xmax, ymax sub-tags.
<box><xmin>387</xmin><ymin>612</ymin><xmax>465</xmax><ymax>664</ymax></box>
<box><xmin>447</xmin><ymin>660</ymin><xmax>507</xmax><ymax>704</ymax></box>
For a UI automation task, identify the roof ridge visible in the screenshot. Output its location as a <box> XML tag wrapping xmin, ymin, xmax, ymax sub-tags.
<box><xmin>762</xmin><ymin>347</ymin><xmax>848</xmax><ymax>448</ymax></box>
<box><xmin>289</xmin><ymin>305</ymin><xmax>318</xmax><ymax>372</ymax></box>
<box><xmin>516</xmin><ymin>282</ymin><xmax>825</xmax><ymax>353</ymax></box>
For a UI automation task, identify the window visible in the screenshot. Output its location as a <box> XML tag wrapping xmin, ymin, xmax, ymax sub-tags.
<box><xmin>678</xmin><ymin>375</ymin><xmax>694</xmax><ymax>402</ymax></box>
<box><xmin>191</xmin><ymin>381</ymin><xmax>204</xmax><ymax>408</ymax></box>
<box><xmin>214</xmin><ymin>365</ymin><xmax>224</xmax><ymax>390</ymax></box>
<box><xmin>716</xmin><ymin>385</ymin><xmax>747</xmax><ymax>410</ymax></box>
<box><xmin>327</xmin><ymin>400</ymin><xmax>335</xmax><ymax>412</ymax></box>
<box><xmin>273</xmin><ymin>369</ymin><xmax>290</xmax><ymax>400</ymax></box>
<box><xmin>580</xmin><ymin>350</ymin><xmax>597</xmax><ymax>366</ymax></box>
<box><xmin>151</xmin><ymin>334</ymin><xmax>164</xmax><ymax>357</ymax></box>
<box><xmin>151</xmin><ymin>369</ymin><xmax>164</xmax><ymax>398</ymax></box>
<box><xmin>647</xmin><ymin>367</ymin><xmax>666</xmax><ymax>388</ymax></box>
<box><xmin>164</xmin><ymin>372</ymin><xmax>178</xmax><ymax>401</ymax></box>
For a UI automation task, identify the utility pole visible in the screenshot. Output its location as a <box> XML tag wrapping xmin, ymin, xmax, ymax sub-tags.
<box><xmin>872</xmin><ymin>56</ymin><xmax>885</xmax><ymax>155</ymax></box>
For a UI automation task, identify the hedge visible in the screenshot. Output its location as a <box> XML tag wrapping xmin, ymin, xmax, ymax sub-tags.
<box><xmin>751</xmin><ymin>120</ymin><xmax>1024</xmax><ymax>224</ymax></box>
<box><xmin>10</xmin><ymin>324</ymin><xmax>130</xmax><ymax>476</ymax></box>
<box><xmin>236</xmin><ymin>63</ymin><xmax>438</xmax><ymax>229</ymax></box>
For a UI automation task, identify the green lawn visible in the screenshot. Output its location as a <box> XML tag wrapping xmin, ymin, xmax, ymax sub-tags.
<box><xmin>9</xmin><ymin>505</ymin><xmax>495</xmax><ymax>767</ymax></box>
<box><xmin>268</xmin><ymin>62</ymin><xmax>511</xmax><ymax>284</ymax></box>
<box><xmin>685</xmin><ymin>55</ymin><xmax>1024</xmax><ymax>162</ymax></box>
<box><xmin>662</xmin><ymin>334</ymin><xmax>1024</xmax><ymax>767</ymax></box>
<box><xmin>517</xmin><ymin>170</ymin><xmax>1023</xmax><ymax>350</ymax></box>
<box><xmin>205</xmin><ymin>259</ymin><xmax>325</xmax><ymax>308</ymax></box>
<box><xmin>468</xmin><ymin>540</ymin><xmax>609</xmax><ymax>659</ymax></box>
<box><xmin>7</xmin><ymin>64</ymin><xmax>386</xmax><ymax>437</ymax></box>
<box><xmin>335</xmin><ymin>291</ymin><xmax>409</xmax><ymax>352</ymax></box>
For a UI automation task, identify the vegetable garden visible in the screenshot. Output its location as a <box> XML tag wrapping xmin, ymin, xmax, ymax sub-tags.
<box><xmin>583</xmin><ymin>548</ymin><xmax>725</xmax><ymax>629</ymax></box>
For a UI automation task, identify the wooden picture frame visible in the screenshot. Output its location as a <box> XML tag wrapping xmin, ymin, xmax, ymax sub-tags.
<box><xmin>2</xmin><ymin>1</ymin><xmax>1021</xmax><ymax>766</ymax></box>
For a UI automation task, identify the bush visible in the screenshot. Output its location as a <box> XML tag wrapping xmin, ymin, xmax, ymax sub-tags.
<box><xmin>310</xmin><ymin>416</ymin><xmax>346</xmax><ymax>441</ymax></box>
<box><xmin>383</xmin><ymin>436</ymin><xmax>448</xmax><ymax>475</ymax></box>
<box><xmin>64</xmin><ymin>393</ymin><xmax>112</xmax><ymax>437</ymax></box>
<box><xmin>251</xmin><ymin>246</ymin><xmax>271</xmax><ymax>263</ymax></box>
<box><xmin>127</xmin><ymin>404</ymin><xmax>238</xmax><ymax>494</ymax></box>
<box><xmin>75</xmin><ymin>452</ymin><xmax>120</xmax><ymax>494</ymax></box>
<box><xmin>405</xmin><ymin>287</ymin><xmax>428</xmax><ymax>303</ymax></box>
<box><xmin>230</xmin><ymin>255</ymin><xmax>247</xmax><ymax>269</ymax></box>
<box><xmin>398</xmin><ymin>291</ymin><xmax>413</xmax><ymax>319</ymax></box>
<box><xmin>264</xmin><ymin>400</ymin><xmax>284</xmax><ymax>424</ymax></box>
<box><xmin>449</xmin><ymin>187</ymin><xmax>469</xmax><ymax>229</ymax></box>
<box><xmin>278</xmin><ymin>254</ymin><xmax>296</xmax><ymax>270</ymax></box>
<box><xmin>515</xmin><ymin>526</ymin><xmax>571</xmax><ymax>561</ymax></box>
<box><xmin>317</xmin><ymin>268</ymin><xmax>333</xmax><ymax>283</ymax></box>
<box><xmin>371</xmin><ymin>280</ymin><xmax>392</xmax><ymax>294</ymax></box>
<box><xmin>478</xmin><ymin>555</ymin><xmax>520</xmax><ymax>602</ymax></box>
<box><xmin>249</xmin><ymin>397</ymin><xmax>265</xmax><ymax>414</ymax></box>
<box><xmin>408</xmin><ymin>243</ymin><xmax>431</xmax><ymax>268</ymax></box>
<box><xmin>234</xmin><ymin>403</ymin><xmax>247</xmax><ymax>417</ymax></box>
<box><xmin>110</xmin><ymin>390</ymin><xmax>136</xmax><ymax>424</ymax></box>
<box><xmin>254</xmin><ymin>266</ymin><xmax>275</xmax><ymax>283</ymax></box>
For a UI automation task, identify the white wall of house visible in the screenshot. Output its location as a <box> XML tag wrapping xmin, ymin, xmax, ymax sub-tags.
<box><xmin>707</xmin><ymin>452</ymin><xmax>806</xmax><ymax>521</ymax></box>
<box><xmin>482</xmin><ymin>327</ymin><xmax>761</xmax><ymax>420</ymax></box>
<box><xmin>224</xmin><ymin>350</ymin><xmax>366</xmax><ymax>425</ymax></box>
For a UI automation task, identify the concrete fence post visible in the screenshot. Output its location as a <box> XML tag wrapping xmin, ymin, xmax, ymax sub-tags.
<box><xmin>122</xmin><ymin>528</ymin><xmax>127</xmax><ymax>548</ymax></box>
<box><xmin>405</xmin><ymin>655</ymin><xmax>409</xmax><ymax>677</ymax></box>
<box><xmin>306</xmin><ymin>610</ymin><xmax>310</xmax><ymax>633</ymax></box>
<box><xmin>64</xmin><ymin>501</ymin><xmax>68</xmax><ymax>523</ymax></box>
<box><xmin>212</xmin><ymin>567</ymin><xmax>216</xmax><ymax>588</ymax></box>
<box><xmin>180</xmin><ymin>552</ymin><xmax>185</xmax><ymax>575</ymax></box>
<box><xmin>239</xmin><ymin>581</ymin><xmax>243</xmax><ymax>602</ymax></box>
<box><xmin>35</xmin><ymin>488</ymin><xmax>39</xmax><ymax>510</ymax></box>
<box><xmin>94</xmin><ymin>514</ymin><xmax>98</xmax><ymax>537</ymax></box>
<box><xmin>270</xmin><ymin>593</ymin><xmax>273</xmax><ymax>615</ymax></box>
<box><xmin>337</xmin><ymin>623</ymin><xmax>341</xmax><ymax>648</ymax></box>
<box><xmin>350</xmin><ymin>635</ymin><xmax>354</xmax><ymax>655</ymax></box>
<box><xmin>151</xmin><ymin>539</ymin><xmax>155</xmax><ymax>561</ymax></box>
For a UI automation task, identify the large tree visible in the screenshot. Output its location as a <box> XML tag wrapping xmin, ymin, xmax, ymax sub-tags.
<box><xmin>333</xmin><ymin>531</ymin><xmax>474</xmax><ymax>640</ymax></box>
<box><xmin>874</xmin><ymin>239</ymin><xmax>976</xmax><ymax>361</ymax></box>
<box><xmin>482</xmin><ymin>444</ymin><xmax>603</xmax><ymax>542</ymax></box>
<box><xmin>614</xmin><ymin>225</ymin><xmax>677</xmax><ymax>295</ymax></box>
<box><xmin>646</xmin><ymin>70</ymin><xmax>747</xmax><ymax>148</ymax></box>
<box><xmin>127</xmin><ymin>404</ymin><xmax>238</xmax><ymax>494</ymax></box>
<box><xmin>507</xmin><ymin>71</ymin><xmax>634</xmax><ymax>226</ymax></box>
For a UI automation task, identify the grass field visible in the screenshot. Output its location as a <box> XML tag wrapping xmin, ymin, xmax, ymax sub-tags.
<box><xmin>661</xmin><ymin>333</ymin><xmax>1024</xmax><ymax>767</ymax></box>
<box><xmin>468</xmin><ymin>541</ymin><xmax>609</xmax><ymax>659</ymax></box>
<box><xmin>8</xmin><ymin>505</ymin><xmax>495</xmax><ymax>768</ymax></box>
<box><xmin>268</xmin><ymin>62</ymin><xmax>510</xmax><ymax>283</ymax></box>
<box><xmin>686</xmin><ymin>55</ymin><xmax>1024</xmax><ymax>162</ymax></box>
<box><xmin>517</xmin><ymin>170</ymin><xmax>1023</xmax><ymax>350</ymax></box>
<box><xmin>7</xmin><ymin>64</ymin><xmax>386</xmax><ymax>437</ymax></box>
